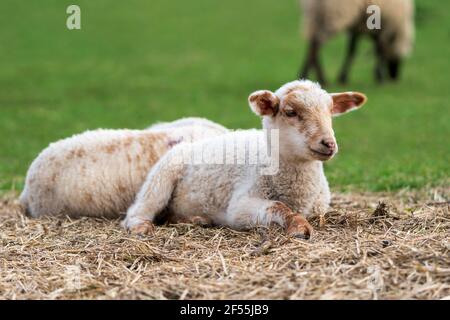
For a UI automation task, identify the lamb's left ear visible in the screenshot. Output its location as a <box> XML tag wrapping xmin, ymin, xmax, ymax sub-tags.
<box><xmin>330</xmin><ymin>92</ymin><xmax>367</xmax><ymax>116</ymax></box>
<box><xmin>248</xmin><ymin>90</ymin><xmax>280</xmax><ymax>117</ymax></box>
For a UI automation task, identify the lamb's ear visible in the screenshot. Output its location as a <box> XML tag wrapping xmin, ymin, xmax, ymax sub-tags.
<box><xmin>248</xmin><ymin>90</ymin><xmax>280</xmax><ymax>117</ymax></box>
<box><xmin>330</xmin><ymin>92</ymin><xmax>367</xmax><ymax>116</ymax></box>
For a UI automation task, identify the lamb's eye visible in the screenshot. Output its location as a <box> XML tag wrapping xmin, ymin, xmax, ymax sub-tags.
<box><xmin>285</xmin><ymin>109</ymin><xmax>297</xmax><ymax>117</ymax></box>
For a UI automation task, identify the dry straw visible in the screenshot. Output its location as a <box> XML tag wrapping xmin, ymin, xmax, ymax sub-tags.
<box><xmin>0</xmin><ymin>187</ymin><xmax>448</xmax><ymax>299</ymax></box>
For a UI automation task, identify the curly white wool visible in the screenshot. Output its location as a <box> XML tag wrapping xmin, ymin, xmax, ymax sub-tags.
<box><xmin>20</xmin><ymin>118</ymin><xmax>228</xmax><ymax>218</ymax></box>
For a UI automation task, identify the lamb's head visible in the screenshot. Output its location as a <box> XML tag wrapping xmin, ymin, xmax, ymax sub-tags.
<box><xmin>248</xmin><ymin>80</ymin><xmax>367</xmax><ymax>162</ymax></box>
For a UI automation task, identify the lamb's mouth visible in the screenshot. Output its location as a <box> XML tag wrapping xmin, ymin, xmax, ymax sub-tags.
<box><xmin>309</xmin><ymin>148</ymin><xmax>334</xmax><ymax>159</ymax></box>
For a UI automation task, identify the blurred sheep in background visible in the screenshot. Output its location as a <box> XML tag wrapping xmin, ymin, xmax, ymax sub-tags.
<box><xmin>299</xmin><ymin>0</ymin><xmax>415</xmax><ymax>85</ymax></box>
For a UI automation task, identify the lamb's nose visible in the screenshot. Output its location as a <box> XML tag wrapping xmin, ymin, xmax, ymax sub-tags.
<box><xmin>321</xmin><ymin>139</ymin><xmax>336</xmax><ymax>151</ymax></box>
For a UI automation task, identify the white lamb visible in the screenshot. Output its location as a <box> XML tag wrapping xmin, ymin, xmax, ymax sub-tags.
<box><xmin>123</xmin><ymin>80</ymin><xmax>367</xmax><ymax>239</ymax></box>
<box><xmin>20</xmin><ymin>118</ymin><xmax>228</xmax><ymax>218</ymax></box>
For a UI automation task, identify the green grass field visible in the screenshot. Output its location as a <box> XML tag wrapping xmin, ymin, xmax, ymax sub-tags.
<box><xmin>0</xmin><ymin>0</ymin><xmax>448</xmax><ymax>192</ymax></box>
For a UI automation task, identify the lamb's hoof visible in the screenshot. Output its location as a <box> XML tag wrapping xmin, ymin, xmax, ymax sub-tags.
<box><xmin>129</xmin><ymin>221</ymin><xmax>155</xmax><ymax>236</ymax></box>
<box><xmin>287</xmin><ymin>218</ymin><xmax>313</xmax><ymax>240</ymax></box>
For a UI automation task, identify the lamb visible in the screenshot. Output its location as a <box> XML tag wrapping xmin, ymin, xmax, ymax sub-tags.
<box><xmin>299</xmin><ymin>0</ymin><xmax>415</xmax><ymax>84</ymax></box>
<box><xmin>20</xmin><ymin>118</ymin><xmax>228</xmax><ymax>219</ymax></box>
<box><xmin>123</xmin><ymin>80</ymin><xmax>367</xmax><ymax>238</ymax></box>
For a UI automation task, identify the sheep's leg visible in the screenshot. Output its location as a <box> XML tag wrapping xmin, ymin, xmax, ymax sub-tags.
<box><xmin>266</xmin><ymin>201</ymin><xmax>313</xmax><ymax>239</ymax></box>
<box><xmin>122</xmin><ymin>157</ymin><xmax>183</xmax><ymax>235</ymax></box>
<box><xmin>373</xmin><ymin>35</ymin><xmax>386</xmax><ymax>83</ymax></box>
<box><xmin>338</xmin><ymin>31</ymin><xmax>359</xmax><ymax>84</ymax></box>
<box><xmin>387</xmin><ymin>58</ymin><xmax>401</xmax><ymax>80</ymax></box>
<box><xmin>227</xmin><ymin>198</ymin><xmax>313</xmax><ymax>239</ymax></box>
<box><xmin>311</xmin><ymin>39</ymin><xmax>327</xmax><ymax>86</ymax></box>
<box><xmin>299</xmin><ymin>39</ymin><xmax>314</xmax><ymax>79</ymax></box>
<box><xmin>300</xmin><ymin>38</ymin><xmax>327</xmax><ymax>85</ymax></box>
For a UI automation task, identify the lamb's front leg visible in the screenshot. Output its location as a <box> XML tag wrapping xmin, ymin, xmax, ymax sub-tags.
<box><xmin>122</xmin><ymin>156</ymin><xmax>183</xmax><ymax>235</ymax></box>
<box><xmin>226</xmin><ymin>197</ymin><xmax>313</xmax><ymax>239</ymax></box>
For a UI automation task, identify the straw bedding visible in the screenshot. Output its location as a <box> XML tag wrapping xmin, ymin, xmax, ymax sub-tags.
<box><xmin>0</xmin><ymin>187</ymin><xmax>448</xmax><ymax>299</ymax></box>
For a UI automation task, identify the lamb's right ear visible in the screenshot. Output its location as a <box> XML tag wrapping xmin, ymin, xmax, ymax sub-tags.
<box><xmin>248</xmin><ymin>90</ymin><xmax>280</xmax><ymax>117</ymax></box>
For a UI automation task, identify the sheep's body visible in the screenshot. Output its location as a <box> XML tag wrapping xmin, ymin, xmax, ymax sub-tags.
<box><xmin>123</xmin><ymin>80</ymin><xmax>369</xmax><ymax>238</ymax></box>
<box><xmin>302</xmin><ymin>0</ymin><xmax>414</xmax><ymax>57</ymax></box>
<box><xmin>20</xmin><ymin>118</ymin><xmax>228</xmax><ymax>218</ymax></box>
<box><xmin>126</xmin><ymin>130</ymin><xmax>330</xmax><ymax>230</ymax></box>
<box><xmin>300</xmin><ymin>0</ymin><xmax>415</xmax><ymax>83</ymax></box>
